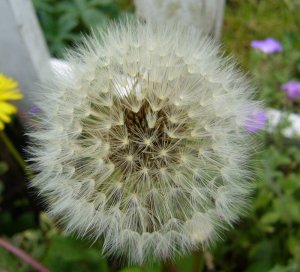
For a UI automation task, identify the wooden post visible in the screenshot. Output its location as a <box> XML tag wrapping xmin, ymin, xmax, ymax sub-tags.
<box><xmin>134</xmin><ymin>0</ymin><xmax>226</xmax><ymax>41</ymax></box>
<box><xmin>0</xmin><ymin>0</ymin><xmax>51</xmax><ymax>118</ymax></box>
<box><xmin>213</xmin><ymin>0</ymin><xmax>226</xmax><ymax>41</ymax></box>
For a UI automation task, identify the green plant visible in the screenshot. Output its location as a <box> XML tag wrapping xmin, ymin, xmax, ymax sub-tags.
<box><xmin>33</xmin><ymin>0</ymin><xmax>134</xmax><ymax>57</ymax></box>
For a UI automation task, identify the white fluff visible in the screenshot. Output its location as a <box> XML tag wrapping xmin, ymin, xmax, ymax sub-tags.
<box><xmin>28</xmin><ymin>20</ymin><xmax>259</xmax><ymax>264</ymax></box>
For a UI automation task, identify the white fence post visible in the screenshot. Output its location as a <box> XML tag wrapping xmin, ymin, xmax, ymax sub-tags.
<box><xmin>0</xmin><ymin>0</ymin><xmax>51</xmax><ymax>119</ymax></box>
<box><xmin>134</xmin><ymin>0</ymin><xmax>226</xmax><ymax>41</ymax></box>
<box><xmin>213</xmin><ymin>0</ymin><xmax>226</xmax><ymax>41</ymax></box>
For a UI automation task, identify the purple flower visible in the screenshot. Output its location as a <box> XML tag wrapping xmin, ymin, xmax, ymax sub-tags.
<box><xmin>250</xmin><ymin>38</ymin><xmax>283</xmax><ymax>54</ymax></box>
<box><xmin>281</xmin><ymin>80</ymin><xmax>300</xmax><ymax>100</ymax></box>
<box><xmin>246</xmin><ymin>110</ymin><xmax>267</xmax><ymax>133</ymax></box>
<box><xmin>28</xmin><ymin>105</ymin><xmax>42</xmax><ymax>115</ymax></box>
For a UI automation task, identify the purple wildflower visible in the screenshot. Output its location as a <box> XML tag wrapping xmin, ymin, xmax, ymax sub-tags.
<box><xmin>250</xmin><ymin>38</ymin><xmax>283</xmax><ymax>54</ymax></box>
<box><xmin>246</xmin><ymin>110</ymin><xmax>267</xmax><ymax>133</ymax></box>
<box><xmin>29</xmin><ymin>105</ymin><xmax>42</xmax><ymax>115</ymax></box>
<box><xmin>281</xmin><ymin>80</ymin><xmax>300</xmax><ymax>100</ymax></box>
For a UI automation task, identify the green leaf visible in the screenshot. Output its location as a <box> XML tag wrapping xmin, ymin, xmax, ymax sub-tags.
<box><xmin>120</xmin><ymin>268</ymin><xmax>143</xmax><ymax>272</ymax></box>
<box><xmin>32</xmin><ymin>0</ymin><xmax>55</xmax><ymax>13</ymax></box>
<box><xmin>89</xmin><ymin>0</ymin><xmax>113</xmax><ymax>5</ymax></box>
<box><xmin>287</xmin><ymin>236</ymin><xmax>300</xmax><ymax>260</ymax></box>
<box><xmin>81</xmin><ymin>9</ymin><xmax>109</xmax><ymax>28</ymax></box>
<box><xmin>248</xmin><ymin>239</ymin><xmax>279</xmax><ymax>268</ymax></box>
<box><xmin>274</xmin><ymin>197</ymin><xmax>300</xmax><ymax>223</ymax></box>
<box><xmin>175</xmin><ymin>254</ymin><xmax>195</xmax><ymax>272</ymax></box>
<box><xmin>59</xmin><ymin>13</ymin><xmax>79</xmax><ymax>33</ymax></box>
<box><xmin>254</xmin><ymin>189</ymin><xmax>274</xmax><ymax>209</ymax></box>
<box><xmin>0</xmin><ymin>247</ymin><xmax>21</xmax><ymax>272</ymax></box>
<box><xmin>246</xmin><ymin>261</ymin><xmax>273</xmax><ymax>272</ymax></box>
<box><xmin>143</xmin><ymin>262</ymin><xmax>162</xmax><ymax>272</ymax></box>
<box><xmin>0</xmin><ymin>182</ymin><xmax>4</xmax><ymax>195</ymax></box>
<box><xmin>260</xmin><ymin>212</ymin><xmax>280</xmax><ymax>225</ymax></box>
<box><xmin>43</xmin><ymin>235</ymin><xmax>108</xmax><ymax>271</ymax></box>
<box><xmin>74</xmin><ymin>0</ymin><xmax>89</xmax><ymax>11</ymax></box>
<box><xmin>280</xmin><ymin>174</ymin><xmax>300</xmax><ymax>193</ymax></box>
<box><xmin>0</xmin><ymin>161</ymin><xmax>9</xmax><ymax>175</ymax></box>
<box><xmin>56</xmin><ymin>2</ymin><xmax>78</xmax><ymax>14</ymax></box>
<box><xmin>269</xmin><ymin>264</ymin><xmax>292</xmax><ymax>272</ymax></box>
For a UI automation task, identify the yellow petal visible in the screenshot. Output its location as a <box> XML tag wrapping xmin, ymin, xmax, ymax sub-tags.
<box><xmin>0</xmin><ymin>90</ymin><xmax>23</xmax><ymax>101</ymax></box>
<box><xmin>0</xmin><ymin>74</ymin><xmax>18</xmax><ymax>91</ymax></box>
<box><xmin>0</xmin><ymin>102</ymin><xmax>17</xmax><ymax>114</ymax></box>
<box><xmin>0</xmin><ymin>112</ymin><xmax>11</xmax><ymax>123</ymax></box>
<box><xmin>0</xmin><ymin>121</ymin><xmax>4</xmax><ymax>130</ymax></box>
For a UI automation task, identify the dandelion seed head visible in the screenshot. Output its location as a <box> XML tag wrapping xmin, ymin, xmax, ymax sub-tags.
<box><xmin>29</xmin><ymin>21</ymin><xmax>259</xmax><ymax>264</ymax></box>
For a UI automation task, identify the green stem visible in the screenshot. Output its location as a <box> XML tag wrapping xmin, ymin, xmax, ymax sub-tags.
<box><xmin>0</xmin><ymin>131</ymin><xmax>33</xmax><ymax>179</ymax></box>
<box><xmin>161</xmin><ymin>260</ymin><xmax>178</xmax><ymax>272</ymax></box>
<box><xmin>193</xmin><ymin>250</ymin><xmax>203</xmax><ymax>272</ymax></box>
<box><xmin>0</xmin><ymin>238</ymin><xmax>49</xmax><ymax>272</ymax></box>
<box><xmin>204</xmin><ymin>251</ymin><xmax>215</xmax><ymax>271</ymax></box>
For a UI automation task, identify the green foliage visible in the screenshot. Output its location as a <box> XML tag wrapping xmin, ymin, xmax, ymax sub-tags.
<box><xmin>224</xmin><ymin>1</ymin><xmax>300</xmax><ymax>114</ymax></box>
<box><xmin>0</xmin><ymin>158</ymin><xmax>36</xmax><ymax>235</ymax></box>
<box><xmin>0</xmin><ymin>161</ymin><xmax>8</xmax><ymax>199</ymax></box>
<box><xmin>0</xmin><ymin>214</ymin><xmax>109</xmax><ymax>272</ymax></box>
<box><xmin>0</xmin><ymin>161</ymin><xmax>8</xmax><ymax>175</ymax></box>
<box><xmin>0</xmin><ymin>247</ymin><xmax>21</xmax><ymax>272</ymax></box>
<box><xmin>212</xmin><ymin>135</ymin><xmax>300</xmax><ymax>272</ymax></box>
<box><xmin>32</xmin><ymin>0</ymin><xmax>134</xmax><ymax>57</ymax></box>
<box><xmin>42</xmin><ymin>235</ymin><xmax>108</xmax><ymax>271</ymax></box>
<box><xmin>223</xmin><ymin>0</ymin><xmax>300</xmax><ymax>69</ymax></box>
<box><xmin>249</xmin><ymin>33</ymin><xmax>300</xmax><ymax>112</ymax></box>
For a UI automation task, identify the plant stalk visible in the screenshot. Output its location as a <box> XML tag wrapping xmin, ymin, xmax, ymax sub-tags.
<box><xmin>0</xmin><ymin>131</ymin><xmax>33</xmax><ymax>179</ymax></box>
<box><xmin>193</xmin><ymin>250</ymin><xmax>203</xmax><ymax>272</ymax></box>
<box><xmin>162</xmin><ymin>260</ymin><xmax>178</xmax><ymax>272</ymax></box>
<box><xmin>0</xmin><ymin>238</ymin><xmax>49</xmax><ymax>272</ymax></box>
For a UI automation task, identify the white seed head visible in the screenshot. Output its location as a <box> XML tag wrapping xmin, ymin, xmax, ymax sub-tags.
<box><xmin>29</xmin><ymin>21</ymin><xmax>259</xmax><ymax>264</ymax></box>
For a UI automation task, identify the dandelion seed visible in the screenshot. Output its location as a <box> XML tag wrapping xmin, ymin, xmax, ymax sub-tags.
<box><xmin>29</xmin><ymin>21</ymin><xmax>259</xmax><ymax>264</ymax></box>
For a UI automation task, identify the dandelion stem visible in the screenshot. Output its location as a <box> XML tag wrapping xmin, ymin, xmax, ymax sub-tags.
<box><xmin>0</xmin><ymin>238</ymin><xmax>49</xmax><ymax>272</ymax></box>
<box><xmin>162</xmin><ymin>260</ymin><xmax>178</xmax><ymax>272</ymax></box>
<box><xmin>193</xmin><ymin>250</ymin><xmax>203</xmax><ymax>272</ymax></box>
<box><xmin>204</xmin><ymin>251</ymin><xmax>215</xmax><ymax>271</ymax></box>
<box><xmin>107</xmin><ymin>256</ymin><xmax>124</xmax><ymax>272</ymax></box>
<box><xmin>0</xmin><ymin>131</ymin><xmax>33</xmax><ymax>179</ymax></box>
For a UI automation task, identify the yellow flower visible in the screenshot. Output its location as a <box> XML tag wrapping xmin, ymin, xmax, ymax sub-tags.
<box><xmin>0</xmin><ymin>74</ymin><xmax>23</xmax><ymax>130</ymax></box>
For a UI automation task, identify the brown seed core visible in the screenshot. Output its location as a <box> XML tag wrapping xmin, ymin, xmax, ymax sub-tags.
<box><xmin>108</xmin><ymin>97</ymin><xmax>184</xmax><ymax>180</ymax></box>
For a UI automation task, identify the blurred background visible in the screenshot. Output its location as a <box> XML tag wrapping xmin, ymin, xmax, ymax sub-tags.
<box><xmin>0</xmin><ymin>0</ymin><xmax>300</xmax><ymax>271</ymax></box>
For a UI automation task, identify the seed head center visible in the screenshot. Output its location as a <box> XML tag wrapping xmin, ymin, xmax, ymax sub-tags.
<box><xmin>107</xmin><ymin>98</ymin><xmax>184</xmax><ymax>180</ymax></box>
